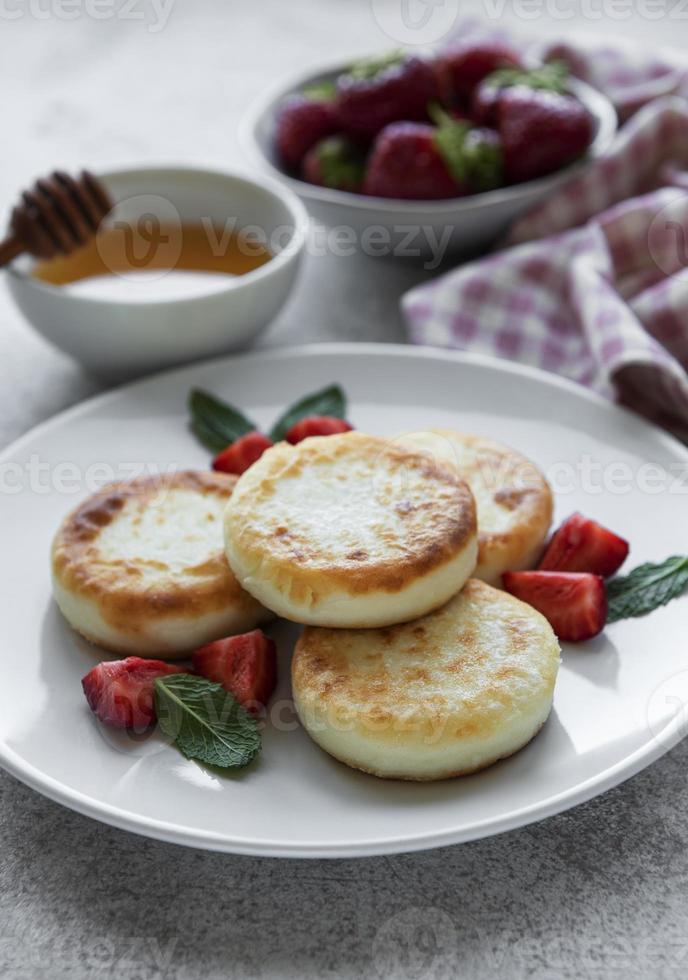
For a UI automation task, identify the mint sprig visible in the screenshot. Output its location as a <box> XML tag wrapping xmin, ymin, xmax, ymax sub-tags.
<box><xmin>188</xmin><ymin>389</ymin><xmax>256</xmax><ymax>453</ymax></box>
<box><xmin>268</xmin><ymin>384</ymin><xmax>347</xmax><ymax>442</ymax></box>
<box><xmin>189</xmin><ymin>384</ymin><xmax>347</xmax><ymax>452</ymax></box>
<box><xmin>155</xmin><ymin>674</ymin><xmax>261</xmax><ymax>770</ymax></box>
<box><xmin>607</xmin><ymin>556</ymin><xmax>688</xmax><ymax>623</ymax></box>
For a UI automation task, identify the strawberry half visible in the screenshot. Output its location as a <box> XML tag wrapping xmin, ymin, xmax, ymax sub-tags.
<box><xmin>285</xmin><ymin>415</ymin><xmax>353</xmax><ymax>444</ymax></box>
<box><xmin>82</xmin><ymin>657</ymin><xmax>185</xmax><ymax>731</ymax></box>
<box><xmin>276</xmin><ymin>94</ymin><xmax>339</xmax><ymax>169</ymax></box>
<box><xmin>503</xmin><ymin>570</ymin><xmax>607</xmax><ymax>642</ymax></box>
<box><xmin>212</xmin><ymin>431</ymin><xmax>273</xmax><ymax>475</ymax></box>
<box><xmin>192</xmin><ymin>630</ymin><xmax>277</xmax><ymax>714</ymax></box>
<box><xmin>337</xmin><ymin>53</ymin><xmax>439</xmax><ymax>140</ymax></box>
<box><xmin>539</xmin><ymin>513</ymin><xmax>629</xmax><ymax>577</ymax></box>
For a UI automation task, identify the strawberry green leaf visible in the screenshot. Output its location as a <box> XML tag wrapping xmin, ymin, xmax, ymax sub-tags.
<box><xmin>188</xmin><ymin>389</ymin><xmax>257</xmax><ymax>452</ymax></box>
<box><xmin>430</xmin><ymin>105</ymin><xmax>502</xmax><ymax>192</ymax></box>
<box><xmin>302</xmin><ymin>81</ymin><xmax>337</xmax><ymax>101</ymax></box>
<box><xmin>345</xmin><ymin>50</ymin><xmax>405</xmax><ymax>82</ymax></box>
<box><xmin>269</xmin><ymin>384</ymin><xmax>347</xmax><ymax>442</ymax></box>
<box><xmin>155</xmin><ymin>674</ymin><xmax>261</xmax><ymax>769</ymax></box>
<box><xmin>315</xmin><ymin>136</ymin><xmax>366</xmax><ymax>190</ymax></box>
<box><xmin>607</xmin><ymin>556</ymin><xmax>688</xmax><ymax>623</ymax></box>
<box><xmin>483</xmin><ymin>60</ymin><xmax>569</xmax><ymax>94</ymax></box>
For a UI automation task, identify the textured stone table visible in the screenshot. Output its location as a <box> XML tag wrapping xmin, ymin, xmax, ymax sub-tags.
<box><xmin>1</xmin><ymin>3</ymin><xmax>687</xmax><ymax>978</ymax></box>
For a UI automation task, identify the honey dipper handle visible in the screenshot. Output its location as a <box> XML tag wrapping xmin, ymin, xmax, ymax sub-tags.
<box><xmin>0</xmin><ymin>235</ymin><xmax>23</xmax><ymax>268</ymax></box>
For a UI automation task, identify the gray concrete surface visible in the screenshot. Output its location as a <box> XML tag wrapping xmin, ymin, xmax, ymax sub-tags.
<box><xmin>1</xmin><ymin>3</ymin><xmax>687</xmax><ymax>978</ymax></box>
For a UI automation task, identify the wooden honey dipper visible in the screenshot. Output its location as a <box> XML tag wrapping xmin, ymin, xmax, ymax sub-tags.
<box><xmin>0</xmin><ymin>170</ymin><xmax>113</xmax><ymax>267</ymax></box>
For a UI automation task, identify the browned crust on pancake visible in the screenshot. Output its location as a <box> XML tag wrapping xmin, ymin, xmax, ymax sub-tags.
<box><xmin>226</xmin><ymin>433</ymin><xmax>478</xmax><ymax>605</ymax></box>
<box><xmin>292</xmin><ymin>579</ymin><xmax>559</xmax><ymax>748</ymax></box>
<box><xmin>52</xmin><ymin>470</ymin><xmax>263</xmax><ymax>635</ymax></box>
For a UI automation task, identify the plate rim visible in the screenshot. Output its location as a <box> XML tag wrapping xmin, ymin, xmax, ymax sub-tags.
<box><xmin>1</xmin><ymin>341</ymin><xmax>687</xmax><ymax>858</ymax></box>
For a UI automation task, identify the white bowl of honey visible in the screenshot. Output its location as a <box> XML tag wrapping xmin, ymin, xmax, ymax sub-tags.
<box><xmin>6</xmin><ymin>166</ymin><xmax>308</xmax><ymax>375</ymax></box>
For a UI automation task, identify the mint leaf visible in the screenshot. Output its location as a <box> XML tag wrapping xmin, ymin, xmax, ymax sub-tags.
<box><xmin>188</xmin><ymin>389</ymin><xmax>257</xmax><ymax>453</ymax></box>
<box><xmin>155</xmin><ymin>674</ymin><xmax>261</xmax><ymax>769</ymax></box>
<box><xmin>269</xmin><ymin>384</ymin><xmax>347</xmax><ymax>442</ymax></box>
<box><xmin>607</xmin><ymin>556</ymin><xmax>688</xmax><ymax>623</ymax></box>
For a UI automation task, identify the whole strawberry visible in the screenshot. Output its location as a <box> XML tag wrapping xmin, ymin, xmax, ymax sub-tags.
<box><xmin>363</xmin><ymin>112</ymin><xmax>503</xmax><ymax>200</ymax></box>
<box><xmin>337</xmin><ymin>52</ymin><xmax>439</xmax><ymax>140</ymax></box>
<box><xmin>363</xmin><ymin>122</ymin><xmax>464</xmax><ymax>200</ymax></box>
<box><xmin>276</xmin><ymin>94</ymin><xmax>339</xmax><ymax>169</ymax></box>
<box><xmin>499</xmin><ymin>86</ymin><xmax>593</xmax><ymax>183</ymax></box>
<box><xmin>301</xmin><ymin>136</ymin><xmax>367</xmax><ymax>192</ymax></box>
<box><xmin>436</xmin><ymin>39</ymin><xmax>522</xmax><ymax>105</ymax></box>
<box><xmin>471</xmin><ymin>61</ymin><xmax>569</xmax><ymax>126</ymax></box>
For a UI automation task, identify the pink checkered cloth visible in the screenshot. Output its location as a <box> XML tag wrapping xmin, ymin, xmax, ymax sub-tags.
<box><xmin>403</xmin><ymin>32</ymin><xmax>688</xmax><ymax>439</ymax></box>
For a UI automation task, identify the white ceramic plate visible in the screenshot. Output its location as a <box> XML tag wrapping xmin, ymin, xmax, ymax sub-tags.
<box><xmin>1</xmin><ymin>344</ymin><xmax>687</xmax><ymax>858</ymax></box>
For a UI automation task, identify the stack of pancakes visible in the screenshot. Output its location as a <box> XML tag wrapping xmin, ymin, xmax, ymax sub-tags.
<box><xmin>52</xmin><ymin>430</ymin><xmax>560</xmax><ymax>781</ymax></box>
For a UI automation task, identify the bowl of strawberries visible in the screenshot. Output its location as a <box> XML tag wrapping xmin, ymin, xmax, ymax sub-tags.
<box><xmin>242</xmin><ymin>40</ymin><xmax>616</xmax><ymax>261</ymax></box>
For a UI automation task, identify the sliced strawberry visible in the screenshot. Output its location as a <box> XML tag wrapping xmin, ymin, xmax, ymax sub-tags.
<box><xmin>539</xmin><ymin>513</ymin><xmax>629</xmax><ymax>577</ymax></box>
<box><xmin>436</xmin><ymin>40</ymin><xmax>522</xmax><ymax>104</ymax></box>
<box><xmin>82</xmin><ymin>657</ymin><xmax>185</xmax><ymax>731</ymax></box>
<box><xmin>285</xmin><ymin>415</ymin><xmax>353</xmax><ymax>444</ymax></box>
<box><xmin>212</xmin><ymin>431</ymin><xmax>273</xmax><ymax>475</ymax></box>
<box><xmin>192</xmin><ymin>630</ymin><xmax>277</xmax><ymax>713</ymax></box>
<box><xmin>503</xmin><ymin>570</ymin><xmax>607</xmax><ymax>642</ymax></box>
<box><xmin>337</xmin><ymin>54</ymin><xmax>439</xmax><ymax>140</ymax></box>
<box><xmin>276</xmin><ymin>95</ymin><xmax>339</xmax><ymax>169</ymax></box>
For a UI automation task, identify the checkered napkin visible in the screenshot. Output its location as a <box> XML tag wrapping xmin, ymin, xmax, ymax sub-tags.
<box><xmin>402</xmin><ymin>30</ymin><xmax>688</xmax><ymax>439</ymax></box>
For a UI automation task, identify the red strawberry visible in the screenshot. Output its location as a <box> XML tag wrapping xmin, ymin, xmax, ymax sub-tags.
<box><xmin>503</xmin><ymin>570</ymin><xmax>607</xmax><ymax>642</ymax></box>
<box><xmin>212</xmin><ymin>431</ymin><xmax>272</xmax><ymax>475</ymax></box>
<box><xmin>436</xmin><ymin>40</ymin><xmax>522</xmax><ymax>104</ymax></box>
<box><xmin>363</xmin><ymin>122</ymin><xmax>465</xmax><ymax>200</ymax></box>
<box><xmin>498</xmin><ymin>87</ymin><xmax>593</xmax><ymax>184</ymax></box>
<box><xmin>285</xmin><ymin>415</ymin><xmax>353</xmax><ymax>444</ymax></box>
<box><xmin>276</xmin><ymin>95</ymin><xmax>339</xmax><ymax>169</ymax></box>
<box><xmin>192</xmin><ymin>630</ymin><xmax>277</xmax><ymax>713</ymax></box>
<box><xmin>337</xmin><ymin>54</ymin><xmax>439</xmax><ymax>140</ymax></box>
<box><xmin>301</xmin><ymin>136</ymin><xmax>366</xmax><ymax>192</ymax></box>
<box><xmin>539</xmin><ymin>513</ymin><xmax>629</xmax><ymax>578</ymax></box>
<box><xmin>82</xmin><ymin>657</ymin><xmax>185</xmax><ymax>731</ymax></box>
<box><xmin>471</xmin><ymin>61</ymin><xmax>570</xmax><ymax>126</ymax></box>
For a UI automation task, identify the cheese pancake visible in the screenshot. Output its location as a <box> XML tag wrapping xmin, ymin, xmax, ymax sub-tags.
<box><xmin>399</xmin><ymin>430</ymin><xmax>552</xmax><ymax>585</ymax></box>
<box><xmin>52</xmin><ymin>471</ymin><xmax>271</xmax><ymax>658</ymax></box>
<box><xmin>224</xmin><ymin>432</ymin><xmax>478</xmax><ymax>628</ymax></box>
<box><xmin>292</xmin><ymin>579</ymin><xmax>560</xmax><ymax>781</ymax></box>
